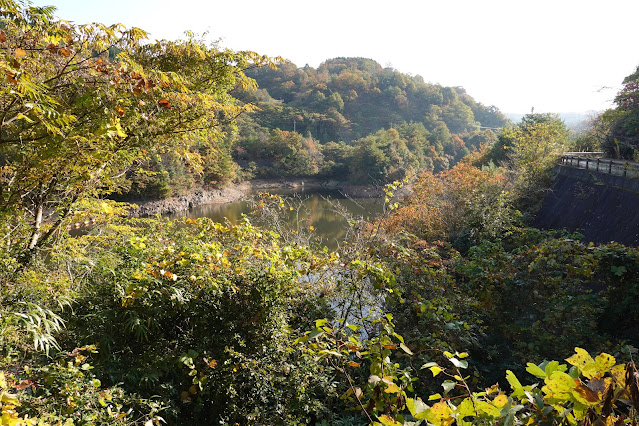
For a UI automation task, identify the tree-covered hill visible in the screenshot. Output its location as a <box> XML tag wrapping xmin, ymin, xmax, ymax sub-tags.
<box><xmin>213</xmin><ymin>57</ymin><xmax>511</xmax><ymax>185</ymax></box>
<box><xmin>237</xmin><ymin>57</ymin><xmax>509</xmax><ymax>143</ymax></box>
<box><xmin>115</xmin><ymin>58</ymin><xmax>512</xmax><ymax>197</ymax></box>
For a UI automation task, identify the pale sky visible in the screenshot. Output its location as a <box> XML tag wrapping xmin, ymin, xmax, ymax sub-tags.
<box><xmin>32</xmin><ymin>0</ymin><xmax>639</xmax><ymax>114</ymax></box>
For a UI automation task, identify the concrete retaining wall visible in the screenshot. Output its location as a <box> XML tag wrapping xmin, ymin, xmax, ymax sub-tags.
<box><xmin>533</xmin><ymin>166</ymin><xmax>639</xmax><ymax>246</ymax></box>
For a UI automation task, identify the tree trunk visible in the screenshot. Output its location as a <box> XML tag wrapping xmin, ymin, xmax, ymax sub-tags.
<box><xmin>28</xmin><ymin>203</ymin><xmax>43</xmax><ymax>250</ymax></box>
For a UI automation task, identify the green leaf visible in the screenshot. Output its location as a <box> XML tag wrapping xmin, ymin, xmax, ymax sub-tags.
<box><xmin>505</xmin><ymin>370</ymin><xmax>526</xmax><ymax>399</ymax></box>
<box><xmin>308</xmin><ymin>328</ymin><xmax>325</xmax><ymax>340</ymax></box>
<box><xmin>525</xmin><ymin>362</ymin><xmax>547</xmax><ymax>379</ymax></box>
<box><xmin>543</xmin><ymin>360</ymin><xmax>566</xmax><ymax>377</ymax></box>
<box><xmin>441</xmin><ymin>380</ymin><xmax>455</xmax><ymax>394</ymax></box>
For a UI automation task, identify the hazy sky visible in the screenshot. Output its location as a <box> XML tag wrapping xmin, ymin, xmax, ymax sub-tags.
<box><xmin>32</xmin><ymin>0</ymin><xmax>639</xmax><ymax>114</ymax></box>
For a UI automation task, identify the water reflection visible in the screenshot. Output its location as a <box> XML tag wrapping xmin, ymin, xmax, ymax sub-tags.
<box><xmin>169</xmin><ymin>189</ymin><xmax>384</xmax><ymax>249</ymax></box>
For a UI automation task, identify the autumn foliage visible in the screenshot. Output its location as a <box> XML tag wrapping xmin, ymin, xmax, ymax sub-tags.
<box><xmin>383</xmin><ymin>163</ymin><xmax>515</xmax><ymax>246</ymax></box>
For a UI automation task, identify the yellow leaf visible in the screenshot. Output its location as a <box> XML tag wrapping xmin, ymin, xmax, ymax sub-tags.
<box><xmin>610</xmin><ymin>364</ymin><xmax>625</xmax><ymax>385</ymax></box>
<box><xmin>0</xmin><ymin>390</ymin><xmax>20</xmax><ymax>405</ymax></box>
<box><xmin>14</xmin><ymin>48</ymin><xmax>26</xmax><ymax>57</ymax></box>
<box><xmin>377</xmin><ymin>414</ymin><xmax>403</xmax><ymax>426</ymax></box>
<box><xmin>566</xmin><ymin>347</ymin><xmax>594</xmax><ymax>370</ymax></box>
<box><xmin>542</xmin><ymin>371</ymin><xmax>576</xmax><ymax>399</ymax></box>
<box><xmin>427</xmin><ymin>401</ymin><xmax>454</xmax><ymax>426</ymax></box>
<box><xmin>100</xmin><ymin>202</ymin><xmax>114</xmax><ymax>214</ymax></box>
<box><xmin>493</xmin><ymin>394</ymin><xmax>508</xmax><ymax>407</ymax></box>
<box><xmin>566</xmin><ymin>348</ymin><xmax>615</xmax><ymax>379</ymax></box>
<box><xmin>384</xmin><ymin>383</ymin><xmax>401</xmax><ymax>393</ymax></box>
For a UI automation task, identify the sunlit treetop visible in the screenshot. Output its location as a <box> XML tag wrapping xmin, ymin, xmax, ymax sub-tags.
<box><xmin>0</xmin><ymin>0</ymin><xmax>279</xmax><ymax>258</ymax></box>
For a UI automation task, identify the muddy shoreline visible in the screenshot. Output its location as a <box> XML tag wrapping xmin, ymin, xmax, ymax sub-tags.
<box><xmin>129</xmin><ymin>178</ymin><xmax>387</xmax><ymax>217</ymax></box>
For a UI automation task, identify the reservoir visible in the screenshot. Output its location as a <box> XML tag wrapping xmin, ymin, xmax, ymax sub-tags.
<box><xmin>169</xmin><ymin>189</ymin><xmax>384</xmax><ymax>249</ymax></box>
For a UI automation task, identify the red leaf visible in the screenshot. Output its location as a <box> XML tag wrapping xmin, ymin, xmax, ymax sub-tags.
<box><xmin>15</xmin><ymin>380</ymin><xmax>32</xmax><ymax>390</ymax></box>
<box><xmin>0</xmin><ymin>31</ymin><xmax>6</xmax><ymax>43</ymax></box>
<box><xmin>158</xmin><ymin>99</ymin><xmax>171</xmax><ymax>109</ymax></box>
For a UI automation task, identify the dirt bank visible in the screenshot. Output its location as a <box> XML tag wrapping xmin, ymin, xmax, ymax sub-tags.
<box><xmin>130</xmin><ymin>182</ymin><xmax>251</xmax><ymax>217</ymax></box>
<box><xmin>129</xmin><ymin>178</ymin><xmax>391</xmax><ymax>217</ymax></box>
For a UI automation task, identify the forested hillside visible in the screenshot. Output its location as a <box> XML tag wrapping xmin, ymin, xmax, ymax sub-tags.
<box><xmin>238</xmin><ymin>57</ymin><xmax>508</xmax><ymax>142</ymax></box>
<box><xmin>229</xmin><ymin>58</ymin><xmax>509</xmax><ymax>182</ymax></box>
<box><xmin>119</xmin><ymin>58</ymin><xmax>510</xmax><ymax>197</ymax></box>
<box><xmin>2</xmin><ymin>2</ymin><xmax>639</xmax><ymax>425</ymax></box>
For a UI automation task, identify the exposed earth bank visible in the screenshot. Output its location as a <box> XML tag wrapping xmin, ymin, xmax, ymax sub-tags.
<box><xmin>534</xmin><ymin>165</ymin><xmax>639</xmax><ymax>246</ymax></box>
<box><xmin>129</xmin><ymin>178</ymin><xmax>393</xmax><ymax>217</ymax></box>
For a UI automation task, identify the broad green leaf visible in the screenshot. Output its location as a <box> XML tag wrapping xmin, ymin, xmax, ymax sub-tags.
<box><xmin>307</xmin><ymin>328</ymin><xmax>324</xmax><ymax>340</ymax></box>
<box><xmin>505</xmin><ymin>370</ymin><xmax>526</xmax><ymax>399</ymax></box>
<box><xmin>475</xmin><ymin>400</ymin><xmax>501</xmax><ymax>417</ymax></box>
<box><xmin>457</xmin><ymin>398</ymin><xmax>477</xmax><ymax>418</ymax></box>
<box><xmin>543</xmin><ymin>360</ymin><xmax>566</xmax><ymax>377</ymax></box>
<box><xmin>525</xmin><ymin>362</ymin><xmax>547</xmax><ymax>379</ymax></box>
<box><xmin>442</xmin><ymin>380</ymin><xmax>456</xmax><ymax>394</ymax></box>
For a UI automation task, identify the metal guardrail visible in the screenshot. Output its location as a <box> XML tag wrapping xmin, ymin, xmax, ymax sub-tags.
<box><xmin>560</xmin><ymin>153</ymin><xmax>639</xmax><ymax>178</ymax></box>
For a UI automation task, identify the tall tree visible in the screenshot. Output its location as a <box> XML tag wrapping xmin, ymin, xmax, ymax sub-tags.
<box><xmin>0</xmin><ymin>0</ymin><xmax>275</xmax><ymax>261</ymax></box>
<box><xmin>602</xmin><ymin>65</ymin><xmax>639</xmax><ymax>159</ymax></box>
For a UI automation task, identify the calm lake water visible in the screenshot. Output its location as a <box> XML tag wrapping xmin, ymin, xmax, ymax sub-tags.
<box><xmin>170</xmin><ymin>189</ymin><xmax>384</xmax><ymax>249</ymax></box>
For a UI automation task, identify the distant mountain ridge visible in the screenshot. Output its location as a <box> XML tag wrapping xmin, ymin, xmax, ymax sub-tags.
<box><xmin>506</xmin><ymin>111</ymin><xmax>600</xmax><ymax>130</ymax></box>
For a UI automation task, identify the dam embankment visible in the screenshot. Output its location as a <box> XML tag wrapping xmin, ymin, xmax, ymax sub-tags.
<box><xmin>534</xmin><ymin>165</ymin><xmax>639</xmax><ymax>246</ymax></box>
